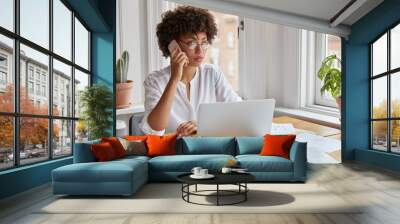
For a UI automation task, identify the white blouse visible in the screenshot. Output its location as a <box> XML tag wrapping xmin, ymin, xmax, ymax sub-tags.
<box><xmin>140</xmin><ymin>63</ymin><xmax>242</xmax><ymax>135</ymax></box>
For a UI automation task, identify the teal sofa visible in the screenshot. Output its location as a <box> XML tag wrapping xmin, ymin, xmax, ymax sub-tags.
<box><xmin>52</xmin><ymin>137</ymin><xmax>307</xmax><ymax>196</ymax></box>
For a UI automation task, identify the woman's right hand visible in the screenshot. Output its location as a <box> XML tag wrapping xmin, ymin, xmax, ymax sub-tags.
<box><xmin>170</xmin><ymin>49</ymin><xmax>189</xmax><ymax>83</ymax></box>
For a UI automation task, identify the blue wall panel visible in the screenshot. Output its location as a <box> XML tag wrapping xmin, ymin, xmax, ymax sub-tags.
<box><xmin>0</xmin><ymin>158</ymin><xmax>72</xmax><ymax>199</ymax></box>
<box><xmin>344</xmin><ymin>0</ymin><xmax>400</xmax><ymax>171</ymax></box>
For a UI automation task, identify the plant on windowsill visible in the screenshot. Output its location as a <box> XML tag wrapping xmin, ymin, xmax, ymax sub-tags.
<box><xmin>79</xmin><ymin>84</ymin><xmax>113</xmax><ymax>140</ymax></box>
<box><xmin>116</xmin><ymin>51</ymin><xmax>134</xmax><ymax>109</ymax></box>
<box><xmin>317</xmin><ymin>54</ymin><xmax>342</xmax><ymax>111</ymax></box>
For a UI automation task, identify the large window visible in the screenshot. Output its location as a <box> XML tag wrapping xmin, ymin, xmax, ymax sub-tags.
<box><xmin>0</xmin><ymin>0</ymin><xmax>91</xmax><ymax>171</ymax></box>
<box><xmin>370</xmin><ymin>23</ymin><xmax>400</xmax><ymax>153</ymax></box>
<box><xmin>300</xmin><ymin>31</ymin><xmax>342</xmax><ymax>116</ymax></box>
<box><xmin>203</xmin><ymin>11</ymin><xmax>239</xmax><ymax>91</ymax></box>
<box><xmin>315</xmin><ymin>34</ymin><xmax>341</xmax><ymax>107</ymax></box>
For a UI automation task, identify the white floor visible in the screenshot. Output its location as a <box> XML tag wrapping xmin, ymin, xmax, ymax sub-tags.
<box><xmin>296</xmin><ymin>133</ymin><xmax>341</xmax><ymax>164</ymax></box>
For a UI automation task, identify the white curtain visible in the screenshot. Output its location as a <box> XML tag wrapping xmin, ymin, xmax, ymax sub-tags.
<box><xmin>239</xmin><ymin>18</ymin><xmax>301</xmax><ymax>109</ymax></box>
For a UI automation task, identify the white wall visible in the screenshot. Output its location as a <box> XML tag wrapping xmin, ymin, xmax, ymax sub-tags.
<box><xmin>240</xmin><ymin>18</ymin><xmax>301</xmax><ymax>108</ymax></box>
<box><xmin>116</xmin><ymin>0</ymin><xmax>148</xmax><ymax>105</ymax></box>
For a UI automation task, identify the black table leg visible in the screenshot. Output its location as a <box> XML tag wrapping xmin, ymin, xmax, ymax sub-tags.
<box><xmin>245</xmin><ymin>183</ymin><xmax>247</xmax><ymax>201</ymax></box>
<box><xmin>217</xmin><ymin>184</ymin><xmax>219</xmax><ymax>206</ymax></box>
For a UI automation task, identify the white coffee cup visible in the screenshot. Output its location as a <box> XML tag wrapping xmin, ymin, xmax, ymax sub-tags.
<box><xmin>200</xmin><ymin>169</ymin><xmax>208</xmax><ymax>176</ymax></box>
<box><xmin>191</xmin><ymin>167</ymin><xmax>202</xmax><ymax>176</ymax></box>
<box><xmin>221</xmin><ymin>167</ymin><xmax>232</xmax><ymax>174</ymax></box>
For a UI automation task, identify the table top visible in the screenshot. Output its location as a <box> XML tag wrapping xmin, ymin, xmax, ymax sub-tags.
<box><xmin>177</xmin><ymin>172</ymin><xmax>255</xmax><ymax>185</ymax></box>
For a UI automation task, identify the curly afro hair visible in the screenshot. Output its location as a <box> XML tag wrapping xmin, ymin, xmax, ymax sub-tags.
<box><xmin>156</xmin><ymin>6</ymin><xmax>218</xmax><ymax>58</ymax></box>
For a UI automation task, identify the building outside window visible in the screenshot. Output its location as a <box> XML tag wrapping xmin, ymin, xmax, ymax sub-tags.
<box><xmin>0</xmin><ymin>71</ymin><xmax>6</xmax><ymax>85</ymax></box>
<box><xmin>41</xmin><ymin>85</ymin><xmax>46</xmax><ymax>97</ymax></box>
<box><xmin>35</xmin><ymin>83</ymin><xmax>40</xmax><ymax>95</ymax></box>
<box><xmin>41</xmin><ymin>73</ymin><xmax>46</xmax><ymax>82</ymax></box>
<box><xmin>28</xmin><ymin>81</ymin><xmax>34</xmax><ymax>94</ymax></box>
<box><xmin>28</xmin><ymin>67</ymin><xmax>34</xmax><ymax>80</ymax></box>
<box><xmin>0</xmin><ymin>54</ymin><xmax>7</xmax><ymax>91</ymax></box>
<box><xmin>35</xmin><ymin>70</ymin><xmax>40</xmax><ymax>81</ymax></box>
<box><xmin>0</xmin><ymin>0</ymin><xmax>91</xmax><ymax>170</ymax></box>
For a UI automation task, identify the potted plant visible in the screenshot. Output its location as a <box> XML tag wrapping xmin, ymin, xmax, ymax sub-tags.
<box><xmin>116</xmin><ymin>51</ymin><xmax>134</xmax><ymax>109</ymax></box>
<box><xmin>317</xmin><ymin>54</ymin><xmax>342</xmax><ymax>110</ymax></box>
<box><xmin>79</xmin><ymin>84</ymin><xmax>113</xmax><ymax>140</ymax></box>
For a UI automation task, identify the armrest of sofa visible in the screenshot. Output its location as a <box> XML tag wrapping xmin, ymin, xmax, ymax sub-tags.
<box><xmin>73</xmin><ymin>140</ymin><xmax>100</xmax><ymax>163</ymax></box>
<box><xmin>289</xmin><ymin>141</ymin><xmax>307</xmax><ymax>181</ymax></box>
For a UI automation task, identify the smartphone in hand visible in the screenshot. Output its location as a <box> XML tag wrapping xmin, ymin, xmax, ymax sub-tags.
<box><xmin>168</xmin><ymin>40</ymin><xmax>181</xmax><ymax>54</ymax></box>
<box><xmin>168</xmin><ymin>40</ymin><xmax>188</xmax><ymax>66</ymax></box>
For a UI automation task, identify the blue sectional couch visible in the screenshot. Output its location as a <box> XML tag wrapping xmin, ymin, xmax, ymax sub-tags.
<box><xmin>52</xmin><ymin>137</ymin><xmax>307</xmax><ymax>196</ymax></box>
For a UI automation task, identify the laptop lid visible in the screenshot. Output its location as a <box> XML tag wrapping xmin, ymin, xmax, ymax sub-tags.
<box><xmin>197</xmin><ymin>99</ymin><xmax>275</xmax><ymax>137</ymax></box>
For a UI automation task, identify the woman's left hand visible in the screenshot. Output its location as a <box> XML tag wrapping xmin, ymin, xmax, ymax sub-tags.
<box><xmin>176</xmin><ymin>120</ymin><xmax>197</xmax><ymax>137</ymax></box>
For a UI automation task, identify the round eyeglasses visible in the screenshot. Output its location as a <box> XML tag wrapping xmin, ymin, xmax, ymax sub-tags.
<box><xmin>181</xmin><ymin>41</ymin><xmax>210</xmax><ymax>50</ymax></box>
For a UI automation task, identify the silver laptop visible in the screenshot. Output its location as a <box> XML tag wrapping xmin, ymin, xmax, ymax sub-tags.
<box><xmin>197</xmin><ymin>99</ymin><xmax>275</xmax><ymax>137</ymax></box>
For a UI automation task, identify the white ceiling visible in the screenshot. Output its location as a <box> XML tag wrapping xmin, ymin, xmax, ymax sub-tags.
<box><xmin>224</xmin><ymin>0</ymin><xmax>351</xmax><ymax>23</ymax></box>
<box><xmin>222</xmin><ymin>0</ymin><xmax>383</xmax><ymax>26</ymax></box>
<box><xmin>171</xmin><ymin>0</ymin><xmax>384</xmax><ymax>37</ymax></box>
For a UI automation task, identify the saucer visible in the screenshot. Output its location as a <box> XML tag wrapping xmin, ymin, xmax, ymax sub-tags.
<box><xmin>190</xmin><ymin>174</ymin><xmax>215</xmax><ymax>179</ymax></box>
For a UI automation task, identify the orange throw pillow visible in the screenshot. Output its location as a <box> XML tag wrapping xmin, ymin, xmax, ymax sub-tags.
<box><xmin>146</xmin><ymin>133</ymin><xmax>177</xmax><ymax>157</ymax></box>
<box><xmin>91</xmin><ymin>142</ymin><xmax>117</xmax><ymax>161</ymax></box>
<box><xmin>259</xmin><ymin>134</ymin><xmax>296</xmax><ymax>159</ymax></box>
<box><xmin>124</xmin><ymin>135</ymin><xmax>148</xmax><ymax>141</ymax></box>
<box><xmin>101</xmin><ymin>137</ymin><xmax>126</xmax><ymax>158</ymax></box>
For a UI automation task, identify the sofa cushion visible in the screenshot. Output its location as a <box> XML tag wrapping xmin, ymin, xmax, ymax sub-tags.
<box><xmin>101</xmin><ymin>137</ymin><xmax>127</xmax><ymax>158</ymax></box>
<box><xmin>178</xmin><ymin>137</ymin><xmax>236</xmax><ymax>155</ymax></box>
<box><xmin>52</xmin><ymin>158</ymin><xmax>148</xmax><ymax>183</ymax></box>
<box><xmin>73</xmin><ymin>140</ymin><xmax>100</xmax><ymax>163</ymax></box>
<box><xmin>236</xmin><ymin>155</ymin><xmax>293</xmax><ymax>172</ymax></box>
<box><xmin>91</xmin><ymin>142</ymin><xmax>118</xmax><ymax>161</ymax></box>
<box><xmin>148</xmin><ymin>154</ymin><xmax>235</xmax><ymax>172</ymax></box>
<box><xmin>120</xmin><ymin>138</ymin><xmax>148</xmax><ymax>156</ymax></box>
<box><xmin>260</xmin><ymin>134</ymin><xmax>296</xmax><ymax>159</ymax></box>
<box><xmin>235</xmin><ymin>137</ymin><xmax>263</xmax><ymax>155</ymax></box>
<box><xmin>146</xmin><ymin>134</ymin><xmax>178</xmax><ymax>157</ymax></box>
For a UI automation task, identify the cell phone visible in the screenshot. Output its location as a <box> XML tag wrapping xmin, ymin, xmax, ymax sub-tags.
<box><xmin>168</xmin><ymin>40</ymin><xmax>181</xmax><ymax>54</ymax></box>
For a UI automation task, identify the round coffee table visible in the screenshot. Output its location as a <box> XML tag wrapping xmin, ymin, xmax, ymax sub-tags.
<box><xmin>177</xmin><ymin>173</ymin><xmax>255</xmax><ymax>206</ymax></box>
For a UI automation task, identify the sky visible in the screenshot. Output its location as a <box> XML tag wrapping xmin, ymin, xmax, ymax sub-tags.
<box><xmin>0</xmin><ymin>0</ymin><xmax>89</xmax><ymax>75</ymax></box>
<box><xmin>372</xmin><ymin>30</ymin><xmax>400</xmax><ymax>108</ymax></box>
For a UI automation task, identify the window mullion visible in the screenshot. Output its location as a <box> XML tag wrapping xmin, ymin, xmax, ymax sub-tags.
<box><xmin>388</xmin><ymin>30</ymin><xmax>391</xmax><ymax>153</ymax></box>
<box><xmin>49</xmin><ymin>0</ymin><xmax>54</xmax><ymax>160</ymax></box>
<box><xmin>13</xmin><ymin>0</ymin><xmax>20</xmax><ymax>167</ymax></box>
<box><xmin>71</xmin><ymin>10</ymin><xmax>76</xmax><ymax>154</ymax></box>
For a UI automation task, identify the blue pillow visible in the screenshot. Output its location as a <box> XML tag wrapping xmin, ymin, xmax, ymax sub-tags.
<box><xmin>179</xmin><ymin>137</ymin><xmax>236</xmax><ymax>155</ymax></box>
<box><xmin>235</xmin><ymin>137</ymin><xmax>263</xmax><ymax>155</ymax></box>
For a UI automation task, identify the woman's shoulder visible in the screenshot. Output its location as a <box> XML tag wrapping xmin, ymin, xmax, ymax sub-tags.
<box><xmin>201</xmin><ymin>63</ymin><xmax>220</xmax><ymax>73</ymax></box>
<box><xmin>144</xmin><ymin>66</ymin><xmax>171</xmax><ymax>85</ymax></box>
<box><xmin>200</xmin><ymin>63</ymin><xmax>222</xmax><ymax>82</ymax></box>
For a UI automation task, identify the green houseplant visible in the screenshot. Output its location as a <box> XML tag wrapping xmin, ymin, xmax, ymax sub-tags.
<box><xmin>116</xmin><ymin>51</ymin><xmax>134</xmax><ymax>109</ymax></box>
<box><xmin>79</xmin><ymin>84</ymin><xmax>113</xmax><ymax>140</ymax></box>
<box><xmin>317</xmin><ymin>54</ymin><xmax>342</xmax><ymax>110</ymax></box>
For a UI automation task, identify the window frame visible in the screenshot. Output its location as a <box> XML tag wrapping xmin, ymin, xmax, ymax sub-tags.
<box><xmin>0</xmin><ymin>0</ymin><xmax>92</xmax><ymax>171</ymax></box>
<box><xmin>299</xmin><ymin>30</ymin><xmax>340</xmax><ymax>117</ymax></box>
<box><xmin>314</xmin><ymin>33</ymin><xmax>340</xmax><ymax>108</ymax></box>
<box><xmin>369</xmin><ymin>20</ymin><xmax>400</xmax><ymax>154</ymax></box>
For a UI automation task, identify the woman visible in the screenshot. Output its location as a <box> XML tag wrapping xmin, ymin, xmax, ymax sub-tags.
<box><xmin>140</xmin><ymin>6</ymin><xmax>242</xmax><ymax>137</ymax></box>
